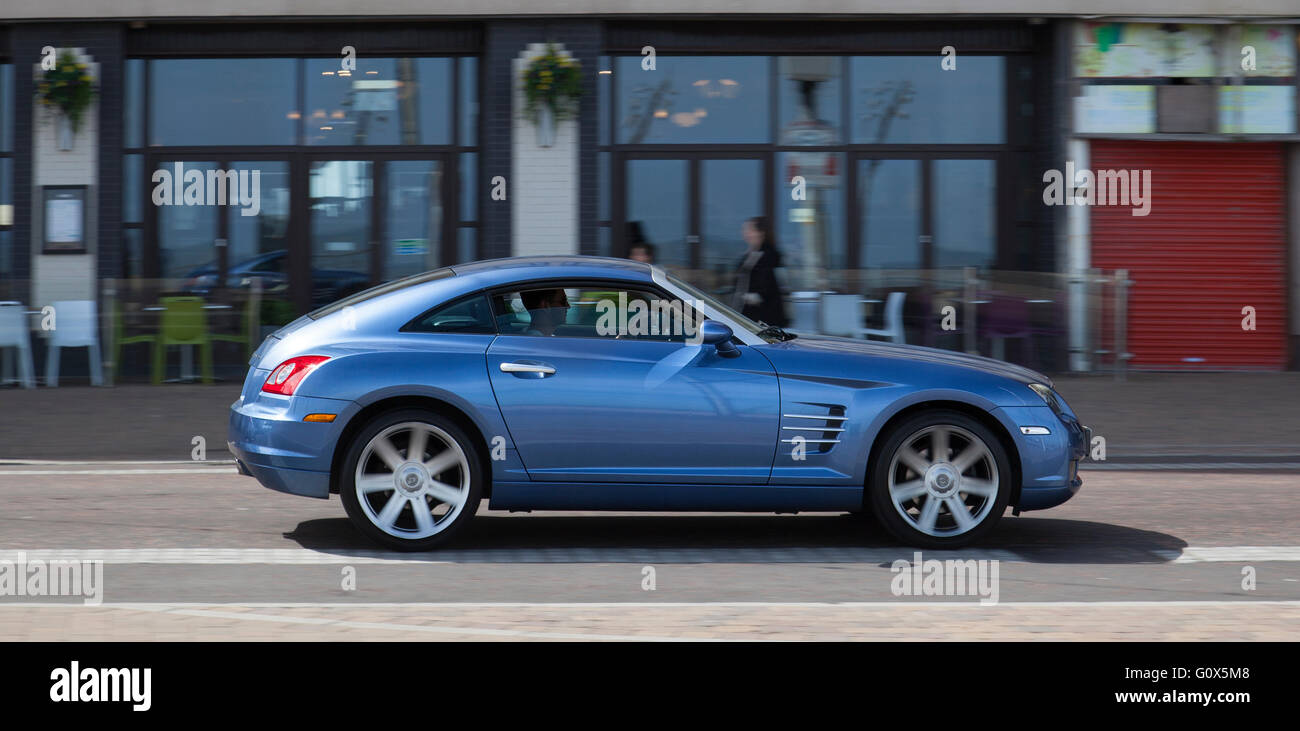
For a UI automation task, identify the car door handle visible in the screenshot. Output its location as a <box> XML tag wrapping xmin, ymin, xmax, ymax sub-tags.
<box><xmin>499</xmin><ymin>362</ymin><xmax>556</xmax><ymax>376</ymax></box>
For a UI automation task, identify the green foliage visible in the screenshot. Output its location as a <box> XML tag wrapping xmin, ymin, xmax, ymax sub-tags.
<box><xmin>521</xmin><ymin>44</ymin><xmax>584</xmax><ymax>122</ymax></box>
<box><xmin>36</xmin><ymin>50</ymin><xmax>98</xmax><ymax>133</ymax></box>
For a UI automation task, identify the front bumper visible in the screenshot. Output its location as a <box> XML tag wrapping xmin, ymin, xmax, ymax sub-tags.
<box><xmin>228</xmin><ymin>392</ymin><xmax>356</xmax><ymax>500</ymax></box>
<box><xmin>995</xmin><ymin>405</ymin><xmax>1089</xmax><ymax>511</ymax></box>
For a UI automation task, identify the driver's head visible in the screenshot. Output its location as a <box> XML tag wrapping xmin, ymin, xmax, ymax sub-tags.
<box><xmin>521</xmin><ymin>288</ymin><xmax>570</xmax><ymax>335</ymax></box>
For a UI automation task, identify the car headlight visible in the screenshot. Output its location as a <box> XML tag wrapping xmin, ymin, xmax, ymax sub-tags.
<box><xmin>1028</xmin><ymin>383</ymin><xmax>1063</xmax><ymax>414</ymax></box>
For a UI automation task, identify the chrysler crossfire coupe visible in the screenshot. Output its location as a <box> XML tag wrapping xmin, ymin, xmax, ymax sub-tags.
<box><xmin>229</xmin><ymin>256</ymin><xmax>1088</xmax><ymax>551</ymax></box>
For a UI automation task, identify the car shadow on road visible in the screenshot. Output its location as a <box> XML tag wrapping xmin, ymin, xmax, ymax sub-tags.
<box><xmin>283</xmin><ymin>512</ymin><xmax>1187</xmax><ymax>565</ymax></box>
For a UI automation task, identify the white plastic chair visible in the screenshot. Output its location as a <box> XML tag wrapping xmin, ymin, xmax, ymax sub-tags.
<box><xmin>45</xmin><ymin>300</ymin><xmax>104</xmax><ymax>387</ymax></box>
<box><xmin>0</xmin><ymin>302</ymin><xmax>37</xmax><ymax>389</ymax></box>
<box><xmin>862</xmin><ymin>291</ymin><xmax>906</xmax><ymax>343</ymax></box>
<box><xmin>820</xmin><ymin>294</ymin><xmax>865</xmax><ymax>338</ymax></box>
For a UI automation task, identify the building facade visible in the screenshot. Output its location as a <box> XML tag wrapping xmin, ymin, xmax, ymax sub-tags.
<box><xmin>1</xmin><ymin>3</ymin><xmax>1297</xmax><ymax>379</ymax></box>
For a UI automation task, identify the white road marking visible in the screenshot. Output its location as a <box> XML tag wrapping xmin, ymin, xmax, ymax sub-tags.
<box><xmin>0</xmin><ymin>548</ymin><xmax>448</xmax><ymax>565</ymax></box>
<box><xmin>3</xmin><ymin>600</ymin><xmax>1298</xmax><ymax>609</ymax></box>
<box><xmin>1165</xmin><ymin>546</ymin><xmax>1300</xmax><ymax>564</ymax></box>
<box><xmin>2</xmin><ymin>546</ymin><xmax>1300</xmax><ymax>564</ymax></box>
<box><xmin>0</xmin><ymin>468</ymin><xmax>238</xmax><ymax>475</ymax></box>
<box><xmin>0</xmin><ymin>459</ymin><xmax>237</xmax><ymax>466</ymax></box>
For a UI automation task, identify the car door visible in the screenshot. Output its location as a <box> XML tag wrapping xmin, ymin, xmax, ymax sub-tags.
<box><xmin>485</xmin><ymin>282</ymin><xmax>780</xmax><ymax>484</ymax></box>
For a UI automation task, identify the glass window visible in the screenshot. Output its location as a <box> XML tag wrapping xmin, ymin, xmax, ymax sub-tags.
<box><xmin>778</xmin><ymin>57</ymin><xmax>843</xmax><ymax>145</ymax></box>
<box><xmin>459</xmin><ymin>152</ymin><xmax>477</xmax><ymax>222</ymax></box>
<box><xmin>851</xmin><ymin>56</ymin><xmax>1005</xmax><ymax>144</ymax></box>
<box><xmin>626</xmin><ymin>159</ymin><xmax>688</xmax><ymax>268</ymax></box>
<box><xmin>777</xmin><ymin>151</ymin><xmax>845</xmax><ymax>290</ymax></box>
<box><xmin>123</xmin><ymin>155</ymin><xmax>142</xmax><ymax>224</ymax></box>
<box><xmin>700</xmin><ymin>159</ymin><xmax>763</xmax><ymax>278</ymax></box>
<box><xmin>156</xmin><ymin>161</ymin><xmax>221</xmax><ymax>279</ymax></box>
<box><xmin>458</xmin><ymin>57</ymin><xmax>478</xmax><ymax>146</ymax></box>
<box><xmin>305</xmin><ymin>57</ymin><xmax>452</xmax><ymax>146</ymax></box>
<box><xmin>598</xmin><ymin>55</ymin><xmax>611</xmax><ymax>147</ymax></box>
<box><xmin>308</xmin><ymin>267</ymin><xmax>454</xmax><ymax>320</ymax></box>
<box><xmin>492</xmin><ymin>285</ymin><xmax>701</xmax><ymax>341</ymax></box>
<box><xmin>0</xmin><ymin>64</ymin><xmax>12</xmax><ymax>151</ymax></box>
<box><xmin>309</xmin><ymin>160</ymin><xmax>373</xmax><ymax>305</ymax></box>
<box><xmin>616</xmin><ymin>56</ymin><xmax>771</xmax><ymax>144</ymax></box>
<box><xmin>228</xmin><ymin>161</ymin><xmax>291</xmax><ymax>282</ymax></box>
<box><xmin>457</xmin><ymin>227</ymin><xmax>477</xmax><ymax>264</ymax></box>
<box><xmin>150</xmin><ymin>59</ymin><xmax>297</xmax><ymax>146</ymax></box>
<box><xmin>406</xmin><ymin>294</ymin><xmax>495</xmax><ymax>334</ymax></box>
<box><xmin>933</xmin><ymin>159</ymin><xmax>996</xmax><ymax>269</ymax></box>
<box><xmin>124</xmin><ymin>59</ymin><xmax>143</xmax><ymax>149</ymax></box>
<box><xmin>858</xmin><ymin>159</ymin><xmax>921</xmax><ymax>269</ymax></box>
<box><xmin>384</xmin><ymin>160</ymin><xmax>444</xmax><ymax>281</ymax></box>
<box><xmin>121</xmin><ymin>228</ymin><xmax>143</xmax><ymax>279</ymax></box>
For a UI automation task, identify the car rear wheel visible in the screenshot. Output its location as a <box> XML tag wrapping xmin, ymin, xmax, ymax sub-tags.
<box><xmin>869</xmin><ymin>410</ymin><xmax>1010</xmax><ymax>549</ymax></box>
<box><xmin>340</xmin><ymin>410</ymin><xmax>482</xmax><ymax>551</ymax></box>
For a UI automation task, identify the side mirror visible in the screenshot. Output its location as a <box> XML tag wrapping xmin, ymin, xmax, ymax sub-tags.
<box><xmin>699</xmin><ymin>320</ymin><xmax>740</xmax><ymax>358</ymax></box>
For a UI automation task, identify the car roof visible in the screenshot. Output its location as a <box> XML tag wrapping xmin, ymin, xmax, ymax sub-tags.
<box><xmin>449</xmin><ymin>255</ymin><xmax>655</xmax><ymax>286</ymax></box>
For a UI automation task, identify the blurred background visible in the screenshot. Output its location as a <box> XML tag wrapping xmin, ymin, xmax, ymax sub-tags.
<box><xmin>0</xmin><ymin>6</ymin><xmax>1297</xmax><ymax>389</ymax></box>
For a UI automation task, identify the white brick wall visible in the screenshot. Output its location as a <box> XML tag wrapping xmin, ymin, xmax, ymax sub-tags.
<box><xmin>32</xmin><ymin>48</ymin><xmax>98</xmax><ymax>308</ymax></box>
<box><xmin>512</xmin><ymin>42</ymin><xmax>579</xmax><ymax>256</ymax></box>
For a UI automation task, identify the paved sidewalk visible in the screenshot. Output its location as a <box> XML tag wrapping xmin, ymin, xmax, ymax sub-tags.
<box><xmin>2</xmin><ymin>602</ymin><xmax>1296</xmax><ymax>641</ymax></box>
<box><xmin>0</xmin><ymin>373</ymin><xmax>1296</xmax><ymax>462</ymax></box>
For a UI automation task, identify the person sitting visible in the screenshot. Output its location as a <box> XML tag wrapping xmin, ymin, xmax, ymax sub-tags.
<box><xmin>520</xmin><ymin>288</ymin><xmax>570</xmax><ymax>336</ymax></box>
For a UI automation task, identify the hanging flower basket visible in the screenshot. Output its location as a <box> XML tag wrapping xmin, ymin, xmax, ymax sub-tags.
<box><xmin>521</xmin><ymin>44</ymin><xmax>583</xmax><ymax>146</ymax></box>
<box><xmin>36</xmin><ymin>50</ymin><xmax>98</xmax><ymax>148</ymax></box>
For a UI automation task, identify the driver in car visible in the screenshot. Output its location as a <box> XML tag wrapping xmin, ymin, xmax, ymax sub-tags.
<box><xmin>521</xmin><ymin>288</ymin><xmax>571</xmax><ymax>336</ymax></box>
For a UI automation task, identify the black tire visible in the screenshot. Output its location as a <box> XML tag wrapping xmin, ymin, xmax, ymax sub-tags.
<box><xmin>339</xmin><ymin>409</ymin><xmax>483</xmax><ymax>551</ymax></box>
<box><xmin>868</xmin><ymin>410</ymin><xmax>1011</xmax><ymax>549</ymax></box>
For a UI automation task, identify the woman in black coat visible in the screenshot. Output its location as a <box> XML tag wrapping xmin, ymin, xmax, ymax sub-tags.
<box><xmin>732</xmin><ymin>216</ymin><xmax>789</xmax><ymax>327</ymax></box>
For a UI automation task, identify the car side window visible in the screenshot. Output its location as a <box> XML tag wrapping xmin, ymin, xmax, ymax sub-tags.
<box><xmin>490</xmin><ymin>285</ymin><xmax>701</xmax><ymax>341</ymax></box>
<box><xmin>406</xmin><ymin>294</ymin><xmax>497</xmax><ymax>334</ymax></box>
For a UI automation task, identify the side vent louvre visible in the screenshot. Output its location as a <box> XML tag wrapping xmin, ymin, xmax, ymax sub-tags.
<box><xmin>780</xmin><ymin>403</ymin><xmax>848</xmax><ymax>455</ymax></box>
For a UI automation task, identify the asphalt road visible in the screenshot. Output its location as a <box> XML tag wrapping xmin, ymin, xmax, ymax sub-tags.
<box><xmin>1</xmin><ymin>464</ymin><xmax>1297</xmax><ymax>640</ymax></box>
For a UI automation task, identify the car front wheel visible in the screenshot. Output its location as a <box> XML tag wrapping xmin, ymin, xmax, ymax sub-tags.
<box><xmin>340</xmin><ymin>409</ymin><xmax>482</xmax><ymax>551</ymax></box>
<box><xmin>869</xmin><ymin>410</ymin><xmax>1011</xmax><ymax>549</ymax></box>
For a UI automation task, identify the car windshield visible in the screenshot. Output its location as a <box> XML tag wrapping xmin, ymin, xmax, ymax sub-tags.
<box><xmin>663</xmin><ymin>272</ymin><xmax>785</xmax><ymax>343</ymax></box>
<box><xmin>307</xmin><ymin>267</ymin><xmax>455</xmax><ymax>320</ymax></box>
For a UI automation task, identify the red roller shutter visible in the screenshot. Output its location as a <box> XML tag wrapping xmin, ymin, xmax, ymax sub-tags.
<box><xmin>1090</xmin><ymin>141</ymin><xmax>1288</xmax><ymax>370</ymax></box>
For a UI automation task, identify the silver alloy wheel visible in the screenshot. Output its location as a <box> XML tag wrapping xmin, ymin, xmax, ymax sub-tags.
<box><xmin>886</xmin><ymin>424</ymin><xmax>999</xmax><ymax>538</ymax></box>
<box><xmin>354</xmin><ymin>421</ymin><xmax>471</xmax><ymax>540</ymax></box>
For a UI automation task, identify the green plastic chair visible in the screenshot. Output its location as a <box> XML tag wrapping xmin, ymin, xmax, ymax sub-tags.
<box><xmin>152</xmin><ymin>296</ymin><xmax>213</xmax><ymax>384</ymax></box>
<box><xmin>210</xmin><ymin>297</ymin><xmax>260</xmax><ymax>359</ymax></box>
<box><xmin>113</xmin><ymin>303</ymin><xmax>157</xmax><ymax>377</ymax></box>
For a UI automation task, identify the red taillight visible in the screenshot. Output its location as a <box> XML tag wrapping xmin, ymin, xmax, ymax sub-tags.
<box><xmin>262</xmin><ymin>355</ymin><xmax>330</xmax><ymax>396</ymax></box>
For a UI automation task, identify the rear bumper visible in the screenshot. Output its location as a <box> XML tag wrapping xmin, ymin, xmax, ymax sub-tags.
<box><xmin>228</xmin><ymin>392</ymin><xmax>356</xmax><ymax>500</ymax></box>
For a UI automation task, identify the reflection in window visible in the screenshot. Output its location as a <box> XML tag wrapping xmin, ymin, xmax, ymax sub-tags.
<box><xmin>933</xmin><ymin>159</ymin><xmax>996</xmax><ymax>269</ymax></box>
<box><xmin>851</xmin><ymin>56</ymin><xmax>1004</xmax><ymax>144</ymax></box>
<box><xmin>776</xmin><ymin>151</ymin><xmax>845</xmax><ymax>290</ymax></box>
<box><xmin>385</xmin><ymin>161</ymin><xmax>443</xmax><ymax>280</ymax></box>
<box><xmin>458</xmin><ymin>57</ymin><xmax>478</xmax><ymax>146</ymax></box>
<box><xmin>149</xmin><ymin>59</ymin><xmax>297</xmax><ymax>146</ymax></box>
<box><xmin>228</xmin><ymin>161</ymin><xmax>291</xmax><ymax>283</ymax></box>
<box><xmin>309</xmin><ymin>160</ymin><xmax>373</xmax><ymax>286</ymax></box>
<box><xmin>617</xmin><ymin>56</ymin><xmax>771</xmax><ymax>144</ymax></box>
<box><xmin>626</xmin><ymin>159</ymin><xmax>688</xmax><ymax>268</ymax></box>
<box><xmin>858</xmin><ymin>159</ymin><xmax>920</xmax><ymax>269</ymax></box>
<box><xmin>124</xmin><ymin>59</ymin><xmax>143</xmax><ymax>148</ymax></box>
<box><xmin>700</xmin><ymin>159</ymin><xmax>763</xmax><ymax>283</ymax></box>
<box><xmin>305</xmin><ymin>57</ymin><xmax>451</xmax><ymax>145</ymax></box>
<box><xmin>778</xmin><ymin>57</ymin><xmax>843</xmax><ymax>145</ymax></box>
<box><xmin>157</xmin><ymin>161</ymin><xmax>220</xmax><ymax>279</ymax></box>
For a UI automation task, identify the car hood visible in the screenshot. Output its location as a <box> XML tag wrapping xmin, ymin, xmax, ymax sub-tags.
<box><xmin>775</xmin><ymin>334</ymin><xmax>1052</xmax><ymax>387</ymax></box>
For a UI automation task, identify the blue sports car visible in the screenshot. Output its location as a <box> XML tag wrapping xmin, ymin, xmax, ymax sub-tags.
<box><xmin>229</xmin><ymin>256</ymin><xmax>1089</xmax><ymax>551</ymax></box>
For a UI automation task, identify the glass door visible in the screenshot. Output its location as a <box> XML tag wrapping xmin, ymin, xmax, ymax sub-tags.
<box><xmin>307</xmin><ymin>159</ymin><xmax>375</xmax><ymax>308</ymax></box>
<box><xmin>621</xmin><ymin>155</ymin><xmax>767</xmax><ymax>291</ymax></box>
